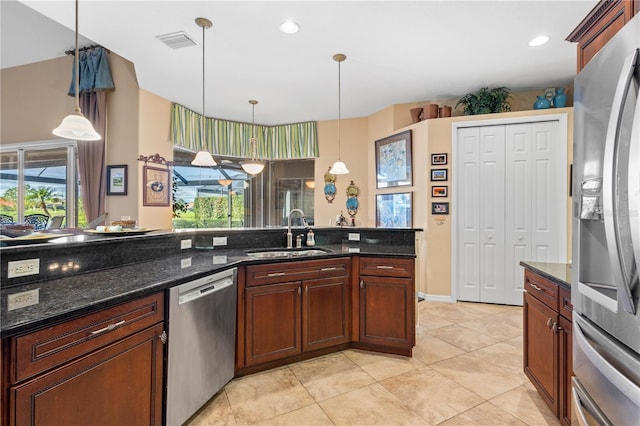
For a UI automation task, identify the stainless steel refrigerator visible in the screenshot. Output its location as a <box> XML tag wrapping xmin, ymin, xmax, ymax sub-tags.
<box><xmin>572</xmin><ymin>12</ymin><xmax>640</xmax><ymax>425</ymax></box>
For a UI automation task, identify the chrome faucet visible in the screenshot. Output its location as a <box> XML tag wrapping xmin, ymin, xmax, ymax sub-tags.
<box><xmin>287</xmin><ymin>209</ymin><xmax>307</xmax><ymax>248</ymax></box>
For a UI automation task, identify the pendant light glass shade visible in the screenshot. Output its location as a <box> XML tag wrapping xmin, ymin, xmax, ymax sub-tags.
<box><xmin>330</xmin><ymin>53</ymin><xmax>349</xmax><ymax>175</ymax></box>
<box><xmin>191</xmin><ymin>17</ymin><xmax>217</xmax><ymax>167</ymax></box>
<box><xmin>53</xmin><ymin>0</ymin><xmax>100</xmax><ymax>141</ymax></box>
<box><xmin>241</xmin><ymin>100</ymin><xmax>265</xmax><ymax>175</ymax></box>
<box><xmin>329</xmin><ymin>160</ymin><xmax>349</xmax><ymax>174</ymax></box>
<box><xmin>53</xmin><ymin>111</ymin><xmax>101</xmax><ymax>140</ymax></box>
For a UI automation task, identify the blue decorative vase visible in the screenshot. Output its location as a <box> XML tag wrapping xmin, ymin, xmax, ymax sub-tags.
<box><xmin>553</xmin><ymin>88</ymin><xmax>567</xmax><ymax>108</ymax></box>
<box><xmin>534</xmin><ymin>95</ymin><xmax>551</xmax><ymax>110</ymax></box>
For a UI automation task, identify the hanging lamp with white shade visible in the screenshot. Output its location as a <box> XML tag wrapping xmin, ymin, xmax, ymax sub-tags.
<box><xmin>191</xmin><ymin>17</ymin><xmax>217</xmax><ymax>167</ymax></box>
<box><xmin>329</xmin><ymin>53</ymin><xmax>349</xmax><ymax>175</ymax></box>
<box><xmin>240</xmin><ymin>99</ymin><xmax>265</xmax><ymax>175</ymax></box>
<box><xmin>52</xmin><ymin>0</ymin><xmax>101</xmax><ymax>141</ymax></box>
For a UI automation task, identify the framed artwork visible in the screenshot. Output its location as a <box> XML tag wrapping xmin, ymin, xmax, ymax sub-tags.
<box><xmin>143</xmin><ymin>165</ymin><xmax>170</xmax><ymax>206</ymax></box>
<box><xmin>375</xmin><ymin>130</ymin><xmax>412</xmax><ymax>188</ymax></box>
<box><xmin>106</xmin><ymin>165</ymin><xmax>128</xmax><ymax>195</ymax></box>
<box><xmin>432</xmin><ymin>185</ymin><xmax>448</xmax><ymax>197</ymax></box>
<box><xmin>432</xmin><ymin>202</ymin><xmax>449</xmax><ymax>215</ymax></box>
<box><xmin>431</xmin><ymin>168</ymin><xmax>448</xmax><ymax>181</ymax></box>
<box><xmin>431</xmin><ymin>153</ymin><xmax>448</xmax><ymax>165</ymax></box>
<box><xmin>375</xmin><ymin>192</ymin><xmax>413</xmax><ymax>228</ymax></box>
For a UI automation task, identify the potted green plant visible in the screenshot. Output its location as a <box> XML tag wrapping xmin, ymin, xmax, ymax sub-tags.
<box><xmin>455</xmin><ymin>86</ymin><xmax>512</xmax><ymax>115</ymax></box>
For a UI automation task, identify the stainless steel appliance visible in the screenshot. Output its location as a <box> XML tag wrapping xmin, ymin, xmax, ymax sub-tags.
<box><xmin>572</xmin><ymin>13</ymin><xmax>640</xmax><ymax>425</ymax></box>
<box><xmin>166</xmin><ymin>268</ymin><xmax>237</xmax><ymax>426</ymax></box>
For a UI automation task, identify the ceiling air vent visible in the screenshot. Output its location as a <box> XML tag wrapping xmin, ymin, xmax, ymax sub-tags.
<box><xmin>156</xmin><ymin>31</ymin><xmax>197</xmax><ymax>49</ymax></box>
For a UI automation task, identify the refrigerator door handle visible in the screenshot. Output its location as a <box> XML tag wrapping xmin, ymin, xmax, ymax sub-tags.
<box><xmin>628</xmin><ymin>94</ymin><xmax>640</xmax><ymax>285</ymax></box>
<box><xmin>602</xmin><ymin>48</ymin><xmax>639</xmax><ymax>315</ymax></box>
<box><xmin>574</xmin><ymin>316</ymin><xmax>640</xmax><ymax>406</ymax></box>
<box><xmin>571</xmin><ymin>377</ymin><xmax>613</xmax><ymax>426</ymax></box>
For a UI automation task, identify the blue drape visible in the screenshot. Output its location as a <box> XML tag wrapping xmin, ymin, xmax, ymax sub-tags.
<box><xmin>68</xmin><ymin>47</ymin><xmax>115</xmax><ymax>96</ymax></box>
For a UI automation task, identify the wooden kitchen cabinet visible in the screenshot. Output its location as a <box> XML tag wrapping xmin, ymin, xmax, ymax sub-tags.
<box><xmin>522</xmin><ymin>268</ymin><xmax>573</xmax><ymax>425</ymax></box>
<box><xmin>3</xmin><ymin>292</ymin><xmax>165</xmax><ymax>426</ymax></box>
<box><xmin>567</xmin><ymin>0</ymin><xmax>640</xmax><ymax>71</ymax></box>
<box><xmin>358</xmin><ymin>257</ymin><xmax>415</xmax><ymax>355</ymax></box>
<box><xmin>242</xmin><ymin>258</ymin><xmax>351</xmax><ymax>368</ymax></box>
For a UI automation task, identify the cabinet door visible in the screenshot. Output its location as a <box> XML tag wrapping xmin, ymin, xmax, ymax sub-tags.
<box><xmin>245</xmin><ymin>281</ymin><xmax>301</xmax><ymax>366</ymax></box>
<box><xmin>558</xmin><ymin>316</ymin><xmax>573</xmax><ymax>426</ymax></box>
<box><xmin>523</xmin><ymin>291</ymin><xmax>559</xmax><ymax>416</ymax></box>
<box><xmin>359</xmin><ymin>275</ymin><xmax>412</xmax><ymax>349</ymax></box>
<box><xmin>10</xmin><ymin>323</ymin><xmax>164</xmax><ymax>426</ymax></box>
<box><xmin>302</xmin><ymin>276</ymin><xmax>349</xmax><ymax>352</ymax></box>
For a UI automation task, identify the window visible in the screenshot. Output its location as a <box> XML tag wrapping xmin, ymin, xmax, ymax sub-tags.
<box><xmin>172</xmin><ymin>149</ymin><xmax>314</xmax><ymax>228</ymax></box>
<box><xmin>0</xmin><ymin>141</ymin><xmax>80</xmax><ymax>227</ymax></box>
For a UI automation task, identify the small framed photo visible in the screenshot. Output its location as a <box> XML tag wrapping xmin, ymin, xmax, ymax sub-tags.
<box><xmin>143</xmin><ymin>165</ymin><xmax>171</xmax><ymax>206</ymax></box>
<box><xmin>106</xmin><ymin>165</ymin><xmax>128</xmax><ymax>196</ymax></box>
<box><xmin>432</xmin><ymin>186</ymin><xmax>448</xmax><ymax>197</ymax></box>
<box><xmin>431</xmin><ymin>153</ymin><xmax>448</xmax><ymax>165</ymax></box>
<box><xmin>432</xmin><ymin>202</ymin><xmax>449</xmax><ymax>215</ymax></box>
<box><xmin>431</xmin><ymin>169</ymin><xmax>448</xmax><ymax>181</ymax></box>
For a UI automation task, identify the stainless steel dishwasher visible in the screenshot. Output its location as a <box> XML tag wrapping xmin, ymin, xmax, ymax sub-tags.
<box><xmin>166</xmin><ymin>267</ymin><xmax>237</xmax><ymax>426</ymax></box>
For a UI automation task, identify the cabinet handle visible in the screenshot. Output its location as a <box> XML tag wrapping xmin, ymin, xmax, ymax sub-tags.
<box><xmin>267</xmin><ymin>272</ymin><xmax>286</xmax><ymax>277</ymax></box>
<box><xmin>552</xmin><ymin>322</ymin><xmax>562</xmax><ymax>334</ymax></box>
<box><xmin>160</xmin><ymin>330</ymin><xmax>168</xmax><ymax>344</ymax></box>
<box><xmin>360</xmin><ymin>280</ymin><xmax>364</xmax><ymax>289</ymax></box>
<box><xmin>90</xmin><ymin>319</ymin><xmax>125</xmax><ymax>335</ymax></box>
<box><xmin>530</xmin><ymin>283</ymin><xmax>543</xmax><ymax>292</ymax></box>
<box><xmin>298</xmin><ymin>287</ymin><xmax>301</xmax><ymax>296</ymax></box>
<box><xmin>376</xmin><ymin>265</ymin><xmax>394</xmax><ymax>270</ymax></box>
<box><xmin>305</xmin><ymin>285</ymin><xmax>308</xmax><ymax>294</ymax></box>
<box><xmin>547</xmin><ymin>318</ymin><xmax>554</xmax><ymax>329</ymax></box>
<box><xmin>321</xmin><ymin>267</ymin><xmax>337</xmax><ymax>271</ymax></box>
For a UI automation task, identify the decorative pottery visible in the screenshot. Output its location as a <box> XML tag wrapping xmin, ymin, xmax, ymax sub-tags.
<box><xmin>425</xmin><ymin>104</ymin><xmax>439</xmax><ymax>119</ymax></box>
<box><xmin>410</xmin><ymin>107</ymin><xmax>423</xmax><ymax>123</ymax></box>
<box><xmin>323</xmin><ymin>168</ymin><xmax>336</xmax><ymax>203</ymax></box>
<box><xmin>533</xmin><ymin>95</ymin><xmax>551</xmax><ymax>110</ymax></box>
<box><xmin>553</xmin><ymin>88</ymin><xmax>567</xmax><ymax>108</ymax></box>
<box><xmin>346</xmin><ymin>180</ymin><xmax>360</xmax><ymax>218</ymax></box>
<box><xmin>439</xmin><ymin>106</ymin><xmax>452</xmax><ymax>117</ymax></box>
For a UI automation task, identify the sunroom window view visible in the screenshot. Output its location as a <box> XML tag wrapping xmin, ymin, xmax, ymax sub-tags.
<box><xmin>171</xmin><ymin>150</ymin><xmax>314</xmax><ymax>229</ymax></box>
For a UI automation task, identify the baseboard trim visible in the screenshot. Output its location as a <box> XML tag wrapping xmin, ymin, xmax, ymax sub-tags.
<box><xmin>417</xmin><ymin>292</ymin><xmax>455</xmax><ymax>303</ymax></box>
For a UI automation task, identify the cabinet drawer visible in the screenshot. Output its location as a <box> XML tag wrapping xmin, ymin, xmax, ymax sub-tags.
<box><xmin>11</xmin><ymin>292</ymin><xmax>164</xmax><ymax>383</ymax></box>
<box><xmin>246</xmin><ymin>258</ymin><xmax>350</xmax><ymax>287</ymax></box>
<box><xmin>524</xmin><ymin>270</ymin><xmax>558</xmax><ymax>310</ymax></box>
<box><xmin>559</xmin><ymin>286</ymin><xmax>573</xmax><ymax>321</ymax></box>
<box><xmin>359</xmin><ymin>257</ymin><xmax>414</xmax><ymax>278</ymax></box>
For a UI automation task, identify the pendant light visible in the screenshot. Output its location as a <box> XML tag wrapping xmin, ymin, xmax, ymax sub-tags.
<box><xmin>52</xmin><ymin>0</ymin><xmax>100</xmax><ymax>141</ymax></box>
<box><xmin>329</xmin><ymin>53</ymin><xmax>349</xmax><ymax>174</ymax></box>
<box><xmin>191</xmin><ymin>17</ymin><xmax>217</xmax><ymax>167</ymax></box>
<box><xmin>240</xmin><ymin>99</ymin><xmax>265</xmax><ymax>175</ymax></box>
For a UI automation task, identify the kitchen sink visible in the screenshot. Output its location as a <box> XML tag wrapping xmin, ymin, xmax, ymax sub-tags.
<box><xmin>246</xmin><ymin>248</ymin><xmax>329</xmax><ymax>258</ymax></box>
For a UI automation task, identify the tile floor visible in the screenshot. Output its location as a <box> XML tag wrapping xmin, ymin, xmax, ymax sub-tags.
<box><xmin>187</xmin><ymin>300</ymin><xmax>560</xmax><ymax>425</ymax></box>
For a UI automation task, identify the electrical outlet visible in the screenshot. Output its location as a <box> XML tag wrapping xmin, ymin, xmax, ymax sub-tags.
<box><xmin>348</xmin><ymin>233</ymin><xmax>361</xmax><ymax>241</ymax></box>
<box><xmin>180</xmin><ymin>257</ymin><xmax>192</xmax><ymax>268</ymax></box>
<box><xmin>7</xmin><ymin>258</ymin><xmax>40</xmax><ymax>278</ymax></box>
<box><xmin>213</xmin><ymin>255</ymin><xmax>227</xmax><ymax>264</ymax></box>
<box><xmin>180</xmin><ymin>239</ymin><xmax>192</xmax><ymax>249</ymax></box>
<box><xmin>8</xmin><ymin>288</ymin><xmax>39</xmax><ymax>311</ymax></box>
<box><xmin>213</xmin><ymin>236</ymin><xmax>227</xmax><ymax>246</ymax></box>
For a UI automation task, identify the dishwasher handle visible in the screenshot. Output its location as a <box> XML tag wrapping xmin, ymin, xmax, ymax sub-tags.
<box><xmin>178</xmin><ymin>277</ymin><xmax>235</xmax><ymax>305</ymax></box>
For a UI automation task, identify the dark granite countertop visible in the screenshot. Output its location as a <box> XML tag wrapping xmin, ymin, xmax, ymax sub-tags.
<box><xmin>520</xmin><ymin>261</ymin><xmax>571</xmax><ymax>290</ymax></box>
<box><xmin>1</xmin><ymin>244</ymin><xmax>414</xmax><ymax>338</ymax></box>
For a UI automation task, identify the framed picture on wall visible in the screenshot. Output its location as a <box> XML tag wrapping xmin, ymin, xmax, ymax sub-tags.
<box><xmin>376</xmin><ymin>192</ymin><xmax>412</xmax><ymax>228</ymax></box>
<box><xmin>431</xmin><ymin>153</ymin><xmax>448</xmax><ymax>165</ymax></box>
<box><xmin>375</xmin><ymin>130</ymin><xmax>412</xmax><ymax>188</ymax></box>
<box><xmin>431</xmin><ymin>169</ymin><xmax>448</xmax><ymax>181</ymax></box>
<box><xmin>431</xmin><ymin>202</ymin><xmax>449</xmax><ymax>215</ymax></box>
<box><xmin>143</xmin><ymin>165</ymin><xmax>170</xmax><ymax>206</ymax></box>
<box><xmin>431</xmin><ymin>186</ymin><xmax>448</xmax><ymax>197</ymax></box>
<box><xmin>106</xmin><ymin>165</ymin><xmax>128</xmax><ymax>195</ymax></box>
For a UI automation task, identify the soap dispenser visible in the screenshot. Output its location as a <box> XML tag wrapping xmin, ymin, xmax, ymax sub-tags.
<box><xmin>306</xmin><ymin>229</ymin><xmax>315</xmax><ymax>246</ymax></box>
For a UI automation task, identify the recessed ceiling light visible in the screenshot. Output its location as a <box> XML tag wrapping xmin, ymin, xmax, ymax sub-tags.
<box><xmin>280</xmin><ymin>20</ymin><xmax>300</xmax><ymax>34</ymax></box>
<box><xmin>529</xmin><ymin>35</ymin><xmax>550</xmax><ymax>47</ymax></box>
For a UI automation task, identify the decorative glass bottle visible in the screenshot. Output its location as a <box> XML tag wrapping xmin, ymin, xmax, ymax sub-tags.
<box><xmin>553</xmin><ymin>88</ymin><xmax>567</xmax><ymax>108</ymax></box>
<box><xmin>533</xmin><ymin>95</ymin><xmax>551</xmax><ymax>110</ymax></box>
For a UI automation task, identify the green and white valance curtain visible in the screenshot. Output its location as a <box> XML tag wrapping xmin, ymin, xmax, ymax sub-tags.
<box><xmin>171</xmin><ymin>103</ymin><xmax>318</xmax><ymax>160</ymax></box>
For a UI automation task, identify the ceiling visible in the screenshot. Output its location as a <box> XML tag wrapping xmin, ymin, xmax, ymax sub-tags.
<box><xmin>2</xmin><ymin>0</ymin><xmax>597</xmax><ymax>125</ymax></box>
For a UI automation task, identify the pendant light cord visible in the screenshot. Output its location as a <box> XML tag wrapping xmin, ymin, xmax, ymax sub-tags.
<box><xmin>251</xmin><ymin>102</ymin><xmax>256</xmax><ymax>159</ymax></box>
<box><xmin>337</xmin><ymin>58</ymin><xmax>341</xmax><ymax>161</ymax></box>
<box><xmin>74</xmin><ymin>0</ymin><xmax>81</xmax><ymax>114</ymax></box>
<box><xmin>201</xmin><ymin>23</ymin><xmax>206</xmax><ymax>150</ymax></box>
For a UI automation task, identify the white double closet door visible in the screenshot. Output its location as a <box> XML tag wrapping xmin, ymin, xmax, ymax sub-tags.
<box><xmin>453</xmin><ymin>117</ymin><xmax>567</xmax><ymax>306</ymax></box>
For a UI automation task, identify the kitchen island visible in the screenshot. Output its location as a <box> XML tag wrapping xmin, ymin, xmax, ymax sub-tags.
<box><xmin>1</xmin><ymin>227</ymin><xmax>420</xmax><ymax>425</ymax></box>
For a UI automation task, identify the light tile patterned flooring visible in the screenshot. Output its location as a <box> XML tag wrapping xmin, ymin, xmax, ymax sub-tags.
<box><xmin>187</xmin><ymin>300</ymin><xmax>560</xmax><ymax>425</ymax></box>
